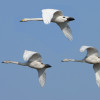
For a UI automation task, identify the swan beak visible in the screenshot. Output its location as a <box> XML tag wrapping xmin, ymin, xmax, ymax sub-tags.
<box><xmin>2</xmin><ymin>61</ymin><xmax>7</xmax><ymax>63</ymax></box>
<box><xmin>1</xmin><ymin>61</ymin><xmax>10</xmax><ymax>63</ymax></box>
<box><xmin>45</xmin><ymin>64</ymin><xmax>52</xmax><ymax>68</ymax></box>
<box><xmin>20</xmin><ymin>19</ymin><xmax>24</xmax><ymax>22</ymax></box>
<box><xmin>20</xmin><ymin>19</ymin><xmax>27</xmax><ymax>22</ymax></box>
<box><xmin>67</xmin><ymin>17</ymin><xmax>75</xmax><ymax>21</ymax></box>
<box><xmin>61</xmin><ymin>60</ymin><xmax>64</xmax><ymax>62</ymax></box>
<box><xmin>61</xmin><ymin>59</ymin><xmax>65</xmax><ymax>62</ymax></box>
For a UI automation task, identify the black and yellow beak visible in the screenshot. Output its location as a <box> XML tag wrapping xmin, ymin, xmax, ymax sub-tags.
<box><xmin>20</xmin><ymin>19</ymin><xmax>27</xmax><ymax>22</ymax></box>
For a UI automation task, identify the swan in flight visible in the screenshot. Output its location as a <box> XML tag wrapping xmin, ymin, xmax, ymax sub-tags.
<box><xmin>2</xmin><ymin>50</ymin><xmax>52</xmax><ymax>87</ymax></box>
<box><xmin>62</xmin><ymin>46</ymin><xmax>100</xmax><ymax>87</ymax></box>
<box><xmin>20</xmin><ymin>9</ymin><xmax>75</xmax><ymax>40</ymax></box>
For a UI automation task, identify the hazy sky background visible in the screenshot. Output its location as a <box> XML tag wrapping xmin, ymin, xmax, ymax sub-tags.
<box><xmin>0</xmin><ymin>0</ymin><xmax>100</xmax><ymax>100</ymax></box>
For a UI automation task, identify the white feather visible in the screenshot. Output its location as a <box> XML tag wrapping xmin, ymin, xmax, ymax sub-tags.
<box><xmin>93</xmin><ymin>64</ymin><xmax>100</xmax><ymax>87</ymax></box>
<box><xmin>42</xmin><ymin>9</ymin><xmax>63</xmax><ymax>24</ymax></box>
<box><xmin>57</xmin><ymin>22</ymin><xmax>72</xmax><ymax>40</ymax></box>
<box><xmin>80</xmin><ymin>46</ymin><xmax>99</xmax><ymax>57</ymax></box>
<box><xmin>37</xmin><ymin>68</ymin><xmax>46</xmax><ymax>87</ymax></box>
<box><xmin>23</xmin><ymin>50</ymin><xmax>42</xmax><ymax>62</ymax></box>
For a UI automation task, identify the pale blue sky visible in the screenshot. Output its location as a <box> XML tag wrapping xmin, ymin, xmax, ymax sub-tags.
<box><xmin>0</xmin><ymin>0</ymin><xmax>100</xmax><ymax>100</ymax></box>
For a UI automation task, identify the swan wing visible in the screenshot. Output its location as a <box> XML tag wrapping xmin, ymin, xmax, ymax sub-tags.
<box><xmin>93</xmin><ymin>64</ymin><xmax>100</xmax><ymax>87</ymax></box>
<box><xmin>42</xmin><ymin>9</ymin><xmax>63</xmax><ymax>24</ymax></box>
<box><xmin>57</xmin><ymin>22</ymin><xmax>72</xmax><ymax>40</ymax></box>
<box><xmin>37</xmin><ymin>68</ymin><xmax>46</xmax><ymax>87</ymax></box>
<box><xmin>80</xmin><ymin>46</ymin><xmax>99</xmax><ymax>57</ymax></box>
<box><xmin>23</xmin><ymin>50</ymin><xmax>42</xmax><ymax>62</ymax></box>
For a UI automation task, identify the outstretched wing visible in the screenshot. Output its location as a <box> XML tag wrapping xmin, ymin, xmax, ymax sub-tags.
<box><xmin>57</xmin><ymin>22</ymin><xmax>72</xmax><ymax>40</ymax></box>
<box><xmin>37</xmin><ymin>68</ymin><xmax>46</xmax><ymax>87</ymax></box>
<box><xmin>23</xmin><ymin>50</ymin><xmax>42</xmax><ymax>62</ymax></box>
<box><xmin>93</xmin><ymin>64</ymin><xmax>100</xmax><ymax>87</ymax></box>
<box><xmin>42</xmin><ymin>9</ymin><xmax>63</xmax><ymax>24</ymax></box>
<box><xmin>80</xmin><ymin>46</ymin><xmax>99</xmax><ymax>57</ymax></box>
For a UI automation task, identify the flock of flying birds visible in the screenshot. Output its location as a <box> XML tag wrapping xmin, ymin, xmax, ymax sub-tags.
<box><xmin>2</xmin><ymin>9</ymin><xmax>100</xmax><ymax>87</ymax></box>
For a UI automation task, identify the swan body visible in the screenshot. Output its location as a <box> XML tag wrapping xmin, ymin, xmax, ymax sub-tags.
<box><xmin>20</xmin><ymin>9</ymin><xmax>75</xmax><ymax>40</ymax></box>
<box><xmin>62</xmin><ymin>45</ymin><xmax>100</xmax><ymax>87</ymax></box>
<box><xmin>2</xmin><ymin>50</ymin><xmax>52</xmax><ymax>87</ymax></box>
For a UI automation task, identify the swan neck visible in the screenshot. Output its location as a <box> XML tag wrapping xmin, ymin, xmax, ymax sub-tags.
<box><xmin>3</xmin><ymin>60</ymin><xmax>27</xmax><ymax>66</ymax></box>
<box><xmin>62</xmin><ymin>59</ymin><xmax>84</xmax><ymax>62</ymax></box>
<box><xmin>24</xmin><ymin>18</ymin><xmax>43</xmax><ymax>21</ymax></box>
<box><xmin>7</xmin><ymin>61</ymin><xmax>19</xmax><ymax>64</ymax></box>
<box><xmin>18</xmin><ymin>62</ymin><xmax>27</xmax><ymax>66</ymax></box>
<box><xmin>73</xmin><ymin>59</ymin><xmax>84</xmax><ymax>62</ymax></box>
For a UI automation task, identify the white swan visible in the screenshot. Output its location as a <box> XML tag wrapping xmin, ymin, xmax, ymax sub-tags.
<box><xmin>62</xmin><ymin>46</ymin><xmax>100</xmax><ymax>87</ymax></box>
<box><xmin>20</xmin><ymin>9</ymin><xmax>75</xmax><ymax>40</ymax></box>
<box><xmin>2</xmin><ymin>50</ymin><xmax>52</xmax><ymax>87</ymax></box>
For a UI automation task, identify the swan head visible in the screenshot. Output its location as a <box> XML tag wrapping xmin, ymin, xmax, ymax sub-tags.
<box><xmin>57</xmin><ymin>16</ymin><xmax>75</xmax><ymax>22</ymax></box>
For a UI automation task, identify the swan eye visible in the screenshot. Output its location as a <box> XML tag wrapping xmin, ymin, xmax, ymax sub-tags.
<box><xmin>63</xmin><ymin>16</ymin><xmax>65</xmax><ymax>18</ymax></box>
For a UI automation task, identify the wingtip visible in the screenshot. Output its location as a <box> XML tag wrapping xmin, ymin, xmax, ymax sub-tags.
<box><xmin>43</xmin><ymin>20</ymin><xmax>51</xmax><ymax>24</ymax></box>
<box><xmin>39</xmin><ymin>80</ymin><xmax>45</xmax><ymax>87</ymax></box>
<box><xmin>24</xmin><ymin>50</ymin><xmax>28</xmax><ymax>52</ymax></box>
<box><xmin>67</xmin><ymin>36</ymin><xmax>73</xmax><ymax>41</ymax></box>
<box><xmin>69</xmin><ymin>38</ymin><xmax>73</xmax><ymax>41</ymax></box>
<box><xmin>80</xmin><ymin>45</ymin><xmax>88</xmax><ymax>52</ymax></box>
<box><xmin>40</xmin><ymin>84</ymin><xmax>45</xmax><ymax>87</ymax></box>
<box><xmin>96</xmin><ymin>82</ymin><xmax>100</xmax><ymax>88</ymax></box>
